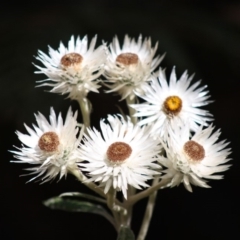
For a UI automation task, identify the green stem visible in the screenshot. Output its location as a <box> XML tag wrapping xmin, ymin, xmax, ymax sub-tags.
<box><xmin>107</xmin><ymin>188</ymin><xmax>116</xmax><ymax>209</ymax></box>
<box><xmin>125</xmin><ymin>95</ymin><xmax>138</xmax><ymax>222</ymax></box>
<box><xmin>126</xmin><ymin>178</ymin><xmax>170</xmax><ymax>207</ymax></box>
<box><xmin>137</xmin><ymin>178</ymin><xmax>159</xmax><ymax>240</ymax></box>
<box><xmin>106</xmin><ymin>189</ymin><xmax>129</xmax><ymax>232</ymax></box>
<box><xmin>70</xmin><ymin>168</ymin><xmax>106</xmax><ymax>198</ymax></box>
<box><xmin>122</xmin><ymin>187</ymin><xmax>134</xmax><ymax>227</ymax></box>
<box><xmin>71</xmin><ymin>169</ymin><xmax>124</xmax><ymax>208</ymax></box>
<box><xmin>126</xmin><ymin>95</ymin><xmax>137</xmax><ymax>125</ymax></box>
<box><xmin>125</xmin><ymin>205</ymin><xmax>133</xmax><ymax>227</ymax></box>
<box><xmin>107</xmin><ymin>189</ymin><xmax>120</xmax><ymax>230</ymax></box>
<box><xmin>78</xmin><ymin>97</ymin><xmax>91</xmax><ymax>128</ymax></box>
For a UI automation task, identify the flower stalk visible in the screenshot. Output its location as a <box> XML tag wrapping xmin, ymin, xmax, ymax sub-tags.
<box><xmin>137</xmin><ymin>178</ymin><xmax>159</xmax><ymax>240</ymax></box>
<box><xmin>126</xmin><ymin>178</ymin><xmax>170</xmax><ymax>207</ymax></box>
<box><xmin>70</xmin><ymin>168</ymin><xmax>106</xmax><ymax>198</ymax></box>
<box><xmin>78</xmin><ymin>97</ymin><xmax>91</xmax><ymax>128</ymax></box>
<box><xmin>126</xmin><ymin>94</ymin><xmax>138</xmax><ymax>125</ymax></box>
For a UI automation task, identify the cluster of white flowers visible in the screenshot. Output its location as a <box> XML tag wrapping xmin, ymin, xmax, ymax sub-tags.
<box><xmin>12</xmin><ymin>34</ymin><xmax>231</xmax><ymax>200</ymax></box>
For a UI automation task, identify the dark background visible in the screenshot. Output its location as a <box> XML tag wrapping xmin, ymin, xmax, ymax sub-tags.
<box><xmin>1</xmin><ymin>1</ymin><xmax>239</xmax><ymax>239</ymax></box>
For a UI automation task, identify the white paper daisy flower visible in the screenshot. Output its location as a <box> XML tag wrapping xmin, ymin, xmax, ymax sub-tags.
<box><xmin>104</xmin><ymin>35</ymin><xmax>164</xmax><ymax>100</ymax></box>
<box><xmin>34</xmin><ymin>35</ymin><xmax>107</xmax><ymax>100</ymax></box>
<box><xmin>131</xmin><ymin>67</ymin><xmax>213</xmax><ymax>139</ymax></box>
<box><xmin>159</xmin><ymin>124</ymin><xmax>231</xmax><ymax>192</ymax></box>
<box><xmin>11</xmin><ymin>107</ymin><xmax>83</xmax><ymax>183</ymax></box>
<box><xmin>78</xmin><ymin>115</ymin><xmax>161</xmax><ymax>199</ymax></box>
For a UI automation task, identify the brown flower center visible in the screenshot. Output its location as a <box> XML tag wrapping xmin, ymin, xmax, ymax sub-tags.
<box><xmin>116</xmin><ymin>53</ymin><xmax>139</xmax><ymax>66</ymax></box>
<box><xmin>61</xmin><ymin>52</ymin><xmax>83</xmax><ymax>68</ymax></box>
<box><xmin>107</xmin><ymin>142</ymin><xmax>132</xmax><ymax>163</ymax></box>
<box><xmin>163</xmin><ymin>96</ymin><xmax>182</xmax><ymax>116</ymax></box>
<box><xmin>183</xmin><ymin>140</ymin><xmax>205</xmax><ymax>162</ymax></box>
<box><xmin>38</xmin><ymin>132</ymin><xmax>60</xmax><ymax>152</ymax></box>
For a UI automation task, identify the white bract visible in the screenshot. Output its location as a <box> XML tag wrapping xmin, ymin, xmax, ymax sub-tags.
<box><xmin>11</xmin><ymin>108</ymin><xmax>83</xmax><ymax>183</ymax></box>
<box><xmin>78</xmin><ymin>115</ymin><xmax>161</xmax><ymax>199</ymax></box>
<box><xmin>35</xmin><ymin>35</ymin><xmax>107</xmax><ymax>100</ymax></box>
<box><xmin>104</xmin><ymin>35</ymin><xmax>164</xmax><ymax>100</ymax></box>
<box><xmin>159</xmin><ymin>124</ymin><xmax>231</xmax><ymax>192</ymax></box>
<box><xmin>131</xmin><ymin>67</ymin><xmax>213</xmax><ymax>140</ymax></box>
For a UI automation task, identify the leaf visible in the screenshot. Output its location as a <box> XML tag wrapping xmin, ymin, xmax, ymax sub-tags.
<box><xmin>59</xmin><ymin>192</ymin><xmax>106</xmax><ymax>204</ymax></box>
<box><xmin>43</xmin><ymin>197</ymin><xmax>115</xmax><ymax>227</ymax></box>
<box><xmin>117</xmin><ymin>225</ymin><xmax>135</xmax><ymax>240</ymax></box>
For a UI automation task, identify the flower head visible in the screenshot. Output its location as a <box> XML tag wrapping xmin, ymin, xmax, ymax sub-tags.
<box><xmin>131</xmin><ymin>67</ymin><xmax>213</xmax><ymax>139</ymax></box>
<box><xmin>104</xmin><ymin>35</ymin><xmax>164</xmax><ymax>100</ymax></box>
<box><xmin>34</xmin><ymin>35</ymin><xmax>107</xmax><ymax>100</ymax></box>
<box><xmin>159</xmin><ymin>124</ymin><xmax>231</xmax><ymax>191</ymax></box>
<box><xmin>11</xmin><ymin>107</ymin><xmax>83</xmax><ymax>183</ymax></box>
<box><xmin>78</xmin><ymin>115</ymin><xmax>161</xmax><ymax>198</ymax></box>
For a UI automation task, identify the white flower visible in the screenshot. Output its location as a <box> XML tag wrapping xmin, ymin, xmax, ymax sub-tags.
<box><xmin>159</xmin><ymin>124</ymin><xmax>231</xmax><ymax>192</ymax></box>
<box><xmin>131</xmin><ymin>67</ymin><xmax>213</xmax><ymax>139</ymax></box>
<box><xmin>34</xmin><ymin>35</ymin><xmax>107</xmax><ymax>100</ymax></box>
<box><xmin>104</xmin><ymin>35</ymin><xmax>164</xmax><ymax>100</ymax></box>
<box><xmin>11</xmin><ymin>107</ymin><xmax>83</xmax><ymax>183</ymax></box>
<box><xmin>78</xmin><ymin>115</ymin><xmax>161</xmax><ymax>199</ymax></box>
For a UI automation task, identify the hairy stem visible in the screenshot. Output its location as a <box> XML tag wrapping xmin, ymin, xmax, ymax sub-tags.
<box><xmin>78</xmin><ymin>97</ymin><xmax>91</xmax><ymax>128</ymax></box>
<box><xmin>137</xmin><ymin>178</ymin><xmax>159</xmax><ymax>240</ymax></box>
<box><xmin>126</xmin><ymin>178</ymin><xmax>170</xmax><ymax>207</ymax></box>
<box><xmin>71</xmin><ymin>169</ymin><xmax>106</xmax><ymax>198</ymax></box>
<box><xmin>107</xmin><ymin>189</ymin><xmax>121</xmax><ymax>231</ymax></box>
<box><xmin>126</xmin><ymin>95</ymin><xmax>137</xmax><ymax>125</ymax></box>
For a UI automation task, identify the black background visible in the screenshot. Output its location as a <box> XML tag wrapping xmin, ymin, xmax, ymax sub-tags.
<box><xmin>1</xmin><ymin>1</ymin><xmax>240</xmax><ymax>239</ymax></box>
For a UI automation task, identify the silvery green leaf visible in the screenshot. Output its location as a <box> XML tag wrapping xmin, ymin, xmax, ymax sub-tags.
<box><xmin>43</xmin><ymin>197</ymin><xmax>115</xmax><ymax>227</ymax></box>
<box><xmin>59</xmin><ymin>192</ymin><xmax>106</xmax><ymax>204</ymax></box>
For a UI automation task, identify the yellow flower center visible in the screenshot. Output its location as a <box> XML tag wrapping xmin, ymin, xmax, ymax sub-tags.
<box><xmin>38</xmin><ymin>132</ymin><xmax>60</xmax><ymax>152</ymax></box>
<box><xmin>107</xmin><ymin>142</ymin><xmax>132</xmax><ymax>163</ymax></box>
<box><xmin>163</xmin><ymin>96</ymin><xmax>182</xmax><ymax>116</ymax></box>
<box><xmin>183</xmin><ymin>140</ymin><xmax>205</xmax><ymax>162</ymax></box>
<box><xmin>116</xmin><ymin>53</ymin><xmax>139</xmax><ymax>66</ymax></box>
<box><xmin>61</xmin><ymin>52</ymin><xmax>83</xmax><ymax>68</ymax></box>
